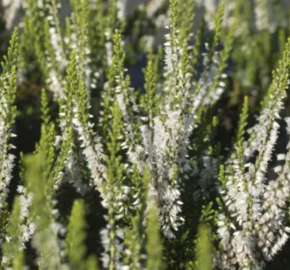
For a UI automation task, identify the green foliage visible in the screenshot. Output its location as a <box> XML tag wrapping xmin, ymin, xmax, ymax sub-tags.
<box><xmin>12</xmin><ymin>252</ymin><xmax>25</xmax><ymax>270</ymax></box>
<box><xmin>179</xmin><ymin>0</ymin><xmax>195</xmax><ymax>44</ymax></box>
<box><xmin>24</xmin><ymin>152</ymin><xmax>61</xmax><ymax>270</ymax></box>
<box><xmin>235</xmin><ymin>96</ymin><xmax>249</xmax><ymax>147</ymax></box>
<box><xmin>66</xmin><ymin>199</ymin><xmax>87</xmax><ymax>270</ymax></box>
<box><xmin>0</xmin><ymin>27</ymin><xmax>18</xmax><ymax>132</ymax></box>
<box><xmin>2</xmin><ymin>197</ymin><xmax>22</xmax><ymax>266</ymax></box>
<box><xmin>142</xmin><ymin>47</ymin><xmax>158</xmax><ymax>125</ymax></box>
<box><xmin>86</xmin><ymin>256</ymin><xmax>100</xmax><ymax>270</ymax></box>
<box><xmin>41</xmin><ymin>88</ymin><xmax>51</xmax><ymax>126</ymax></box>
<box><xmin>194</xmin><ymin>224</ymin><xmax>213</xmax><ymax>270</ymax></box>
<box><xmin>146</xmin><ymin>202</ymin><xmax>164</xmax><ymax>270</ymax></box>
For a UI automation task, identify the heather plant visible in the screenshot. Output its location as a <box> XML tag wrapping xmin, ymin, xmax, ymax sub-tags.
<box><xmin>2</xmin><ymin>0</ymin><xmax>290</xmax><ymax>270</ymax></box>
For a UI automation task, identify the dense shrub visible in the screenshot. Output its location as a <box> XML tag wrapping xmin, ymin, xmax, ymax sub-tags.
<box><xmin>1</xmin><ymin>0</ymin><xmax>290</xmax><ymax>269</ymax></box>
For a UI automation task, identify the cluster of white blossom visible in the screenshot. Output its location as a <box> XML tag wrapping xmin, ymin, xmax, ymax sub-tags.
<box><xmin>217</xmin><ymin>37</ymin><xmax>290</xmax><ymax>269</ymax></box>
<box><xmin>0</xmin><ymin>148</ymin><xmax>15</xmax><ymax>209</ymax></box>
<box><xmin>45</xmin><ymin>0</ymin><xmax>67</xmax><ymax>98</ymax></box>
<box><xmin>100</xmin><ymin>226</ymin><xmax>125</xmax><ymax>270</ymax></box>
<box><xmin>70</xmin><ymin>0</ymin><xmax>92</xmax><ymax>99</ymax></box>
<box><xmin>117</xmin><ymin>0</ymin><xmax>127</xmax><ymax>22</ymax></box>
<box><xmin>256</xmin><ymin>118</ymin><xmax>290</xmax><ymax>259</ymax></box>
<box><xmin>72</xmin><ymin>100</ymin><xmax>107</xmax><ymax>190</ymax></box>
<box><xmin>32</xmin><ymin>223</ymin><xmax>64</xmax><ymax>270</ymax></box>
<box><xmin>46</xmin><ymin>0</ymin><xmax>66</xmax><ymax>68</ymax></box>
<box><xmin>116</xmin><ymin>79</ymin><xmax>145</xmax><ymax>173</ymax></box>
<box><xmin>143</xmin><ymin>20</ymin><xmax>229</xmax><ymax>237</ymax></box>
<box><xmin>57</xmin><ymin>99</ymin><xmax>85</xmax><ymax>193</ymax></box>
<box><xmin>0</xmin><ymin>31</ymin><xmax>18</xmax><ymax>211</ymax></box>
<box><xmin>2</xmin><ymin>0</ymin><xmax>23</xmax><ymax>29</ymax></box>
<box><xmin>17</xmin><ymin>185</ymin><xmax>35</xmax><ymax>248</ymax></box>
